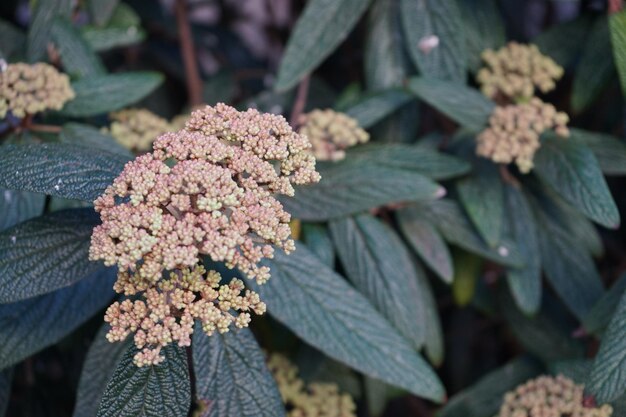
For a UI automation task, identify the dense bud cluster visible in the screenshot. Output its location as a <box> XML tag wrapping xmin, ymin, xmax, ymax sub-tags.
<box><xmin>477</xmin><ymin>42</ymin><xmax>563</xmax><ymax>101</ymax></box>
<box><xmin>267</xmin><ymin>354</ymin><xmax>357</xmax><ymax>417</ymax></box>
<box><xmin>90</xmin><ymin>103</ymin><xmax>320</xmax><ymax>365</ymax></box>
<box><xmin>298</xmin><ymin>109</ymin><xmax>369</xmax><ymax>161</ymax></box>
<box><xmin>107</xmin><ymin>109</ymin><xmax>174</xmax><ymax>151</ymax></box>
<box><xmin>476</xmin><ymin>98</ymin><xmax>569</xmax><ymax>173</ymax></box>
<box><xmin>0</xmin><ymin>62</ymin><xmax>74</xmax><ymax>118</ymax></box>
<box><xmin>498</xmin><ymin>375</ymin><xmax>613</xmax><ymax>417</ymax></box>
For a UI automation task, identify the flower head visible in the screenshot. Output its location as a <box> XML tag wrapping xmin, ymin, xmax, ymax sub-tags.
<box><xmin>498</xmin><ymin>375</ymin><xmax>613</xmax><ymax>417</ymax></box>
<box><xmin>107</xmin><ymin>109</ymin><xmax>174</xmax><ymax>152</ymax></box>
<box><xmin>0</xmin><ymin>62</ymin><xmax>74</xmax><ymax>118</ymax></box>
<box><xmin>298</xmin><ymin>109</ymin><xmax>369</xmax><ymax>161</ymax></box>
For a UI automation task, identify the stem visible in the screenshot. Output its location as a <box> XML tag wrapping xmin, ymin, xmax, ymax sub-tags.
<box><xmin>28</xmin><ymin>124</ymin><xmax>62</xmax><ymax>133</ymax></box>
<box><xmin>175</xmin><ymin>0</ymin><xmax>203</xmax><ymax>107</ymax></box>
<box><xmin>289</xmin><ymin>75</ymin><xmax>310</xmax><ymax>128</ymax></box>
<box><xmin>499</xmin><ymin>164</ymin><xmax>520</xmax><ymax>187</ymax></box>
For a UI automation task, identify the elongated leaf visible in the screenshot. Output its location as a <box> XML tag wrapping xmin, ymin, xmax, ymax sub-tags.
<box><xmin>534</xmin><ymin>135</ymin><xmax>620</xmax><ymax>229</ymax></box>
<box><xmin>51</xmin><ymin>18</ymin><xmax>105</xmax><ymax>78</ymax></box>
<box><xmin>583</xmin><ymin>274</ymin><xmax>626</xmax><ymax>336</ymax></box>
<box><xmin>88</xmin><ymin>0</ymin><xmax>120</xmax><ymax>26</ymax></box>
<box><xmin>611</xmin><ymin>10</ymin><xmax>626</xmax><ymax>98</ymax></box>
<box><xmin>27</xmin><ymin>0</ymin><xmax>72</xmax><ymax>62</ymax></box>
<box><xmin>0</xmin><ymin>143</ymin><xmax>128</xmax><ymax>202</ymax></box>
<box><xmin>282</xmin><ymin>161</ymin><xmax>443</xmax><ymax>221</ymax></box>
<box><xmin>192</xmin><ymin>328</ymin><xmax>285</xmax><ymax>417</ymax></box>
<box><xmin>0</xmin><ymin>267</ymin><xmax>115</xmax><ymax>370</ymax></box>
<box><xmin>0</xmin><ymin>19</ymin><xmax>25</xmax><ymax>59</ymax></box>
<box><xmin>97</xmin><ymin>344</ymin><xmax>190</xmax><ymax>417</ymax></box>
<box><xmin>400</xmin><ymin>0</ymin><xmax>467</xmax><ymax>82</ymax></box>
<box><xmin>534</xmin><ymin>15</ymin><xmax>593</xmax><ymax>68</ymax></box>
<box><xmin>570</xmin><ymin>128</ymin><xmax>626</xmax><ymax>175</ymax></box>
<box><xmin>252</xmin><ymin>244</ymin><xmax>445</xmax><ymax>402</ymax></box>
<box><xmin>587</xmin><ymin>290</ymin><xmax>626</xmax><ymax>403</ymax></box>
<box><xmin>302</xmin><ymin>223</ymin><xmax>335</xmax><ymax>267</ymax></box>
<box><xmin>0</xmin><ymin>189</ymin><xmax>45</xmax><ymax>232</ymax></box>
<box><xmin>459</xmin><ymin>0</ymin><xmax>506</xmax><ymax>72</ymax></box>
<box><xmin>0</xmin><ymin>368</ymin><xmax>11</xmax><ymax>417</ymax></box>
<box><xmin>275</xmin><ymin>0</ymin><xmax>373</xmax><ymax>91</ymax></box>
<box><xmin>342</xmin><ymin>90</ymin><xmax>413</xmax><ymax>129</ymax></box>
<box><xmin>74</xmin><ymin>325</ymin><xmax>131</xmax><ymax>417</ymax></box>
<box><xmin>61</xmin><ymin>72</ymin><xmax>163</xmax><ymax>117</ymax></box>
<box><xmin>82</xmin><ymin>26</ymin><xmax>145</xmax><ymax>52</ymax></box>
<box><xmin>416</xmin><ymin>261</ymin><xmax>444</xmax><ymax>366</ymax></box>
<box><xmin>0</xmin><ymin>209</ymin><xmax>100</xmax><ymax>302</ymax></box>
<box><xmin>60</xmin><ymin>123</ymin><xmax>131</xmax><ymax>157</ymax></box>
<box><xmin>407</xmin><ymin>77</ymin><xmax>494</xmax><ymax>131</ymax></box>
<box><xmin>330</xmin><ymin>214</ymin><xmax>426</xmax><ymax>348</ymax></box>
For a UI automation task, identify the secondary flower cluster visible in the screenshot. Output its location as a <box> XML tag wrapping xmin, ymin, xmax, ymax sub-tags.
<box><xmin>90</xmin><ymin>103</ymin><xmax>320</xmax><ymax>365</ymax></box>
<box><xmin>267</xmin><ymin>353</ymin><xmax>357</xmax><ymax>417</ymax></box>
<box><xmin>298</xmin><ymin>109</ymin><xmax>369</xmax><ymax>162</ymax></box>
<box><xmin>497</xmin><ymin>375</ymin><xmax>613</xmax><ymax>417</ymax></box>
<box><xmin>0</xmin><ymin>62</ymin><xmax>74</xmax><ymax>118</ymax></box>
<box><xmin>477</xmin><ymin>98</ymin><xmax>569</xmax><ymax>173</ymax></box>
<box><xmin>477</xmin><ymin>42</ymin><xmax>564</xmax><ymax>101</ymax></box>
<box><xmin>106</xmin><ymin>109</ymin><xmax>174</xmax><ymax>152</ymax></box>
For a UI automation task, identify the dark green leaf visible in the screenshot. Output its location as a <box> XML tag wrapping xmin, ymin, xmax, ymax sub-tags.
<box><xmin>583</xmin><ymin>274</ymin><xmax>626</xmax><ymax>336</ymax></box>
<box><xmin>82</xmin><ymin>26</ymin><xmax>145</xmax><ymax>52</ymax></box>
<box><xmin>570</xmin><ymin>128</ymin><xmax>626</xmax><ymax>175</ymax></box>
<box><xmin>534</xmin><ymin>15</ymin><xmax>593</xmax><ymax>68</ymax></box>
<box><xmin>611</xmin><ymin>10</ymin><xmax>626</xmax><ymax>98</ymax></box>
<box><xmin>88</xmin><ymin>0</ymin><xmax>120</xmax><ymax>26</ymax></box>
<box><xmin>400</xmin><ymin>0</ymin><xmax>467</xmax><ymax>82</ymax></box>
<box><xmin>407</xmin><ymin>77</ymin><xmax>494</xmax><ymax>131</ymax></box>
<box><xmin>342</xmin><ymin>90</ymin><xmax>414</xmax><ymax>129</ymax></box>
<box><xmin>27</xmin><ymin>0</ymin><xmax>72</xmax><ymax>62</ymax></box>
<box><xmin>192</xmin><ymin>328</ymin><xmax>285</xmax><ymax>417</ymax></box>
<box><xmin>0</xmin><ymin>143</ymin><xmax>128</xmax><ymax>202</ymax></box>
<box><xmin>0</xmin><ymin>189</ymin><xmax>45</xmax><ymax>232</ymax></box>
<box><xmin>275</xmin><ymin>0</ymin><xmax>373</xmax><ymax>91</ymax></box>
<box><xmin>51</xmin><ymin>18</ymin><xmax>105</xmax><ymax>78</ymax></box>
<box><xmin>301</xmin><ymin>223</ymin><xmax>335</xmax><ymax>267</ymax></box>
<box><xmin>416</xmin><ymin>261</ymin><xmax>444</xmax><ymax>366</ymax></box>
<box><xmin>97</xmin><ymin>344</ymin><xmax>190</xmax><ymax>417</ymax></box>
<box><xmin>534</xmin><ymin>135</ymin><xmax>620</xmax><ymax>229</ymax></box>
<box><xmin>202</xmin><ymin>72</ymin><xmax>237</xmax><ymax>106</ymax></box>
<box><xmin>252</xmin><ymin>244</ymin><xmax>446</xmax><ymax>402</ymax></box>
<box><xmin>329</xmin><ymin>214</ymin><xmax>427</xmax><ymax>348</ymax></box>
<box><xmin>459</xmin><ymin>0</ymin><xmax>506</xmax><ymax>72</ymax></box>
<box><xmin>0</xmin><ymin>267</ymin><xmax>115</xmax><ymax>369</ymax></box>
<box><xmin>61</xmin><ymin>72</ymin><xmax>164</xmax><ymax>117</ymax></box>
<box><xmin>0</xmin><ymin>19</ymin><xmax>25</xmax><ymax>60</ymax></box>
<box><xmin>60</xmin><ymin>123</ymin><xmax>132</xmax><ymax>157</ymax></box>
<box><xmin>0</xmin><ymin>368</ymin><xmax>11</xmax><ymax>417</ymax></box>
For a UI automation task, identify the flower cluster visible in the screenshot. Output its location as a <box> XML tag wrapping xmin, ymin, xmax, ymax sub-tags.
<box><xmin>106</xmin><ymin>109</ymin><xmax>174</xmax><ymax>152</ymax></box>
<box><xmin>477</xmin><ymin>42</ymin><xmax>564</xmax><ymax>101</ymax></box>
<box><xmin>0</xmin><ymin>62</ymin><xmax>74</xmax><ymax>118</ymax></box>
<box><xmin>298</xmin><ymin>109</ymin><xmax>369</xmax><ymax>162</ymax></box>
<box><xmin>267</xmin><ymin>354</ymin><xmax>357</xmax><ymax>417</ymax></box>
<box><xmin>476</xmin><ymin>98</ymin><xmax>569</xmax><ymax>173</ymax></box>
<box><xmin>498</xmin><ymin>375</ymin><xmax>613</xmax><ymax>417</ymax></box>
<box><xmin>90</xmin><ymin>103</ymin><xmax>320</xmax><ymax>365</ymax></box>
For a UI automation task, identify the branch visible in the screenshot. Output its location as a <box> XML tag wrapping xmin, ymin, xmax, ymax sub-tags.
<box><xmin>175</xmin><ymin>0</ymin><xmax>203</xmax><ymax>107</ymax></box>
<box><xmin>289</xmin><ymin>75</ymin><xmax>310</xmax><ymax>127</ymax></box>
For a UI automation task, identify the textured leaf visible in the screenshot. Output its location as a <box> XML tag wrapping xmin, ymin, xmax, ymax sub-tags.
<box><xmin>329</xmin><ymin>214</ymin><xmax>426</xmax><ymax>348</ymax></box>
<box><xmin>459</xmin><ymin>0</ymin><xmax>506</xmax><ymax>72</ymax></box>
<box><xmin>51</xmin><ymin>18</ymin><xmax>105</xmax><ymax>78</ymax></box>
<box><xmin>416</xmin><ymin>261</ymin><xmax>444</xmax><ymax>366</ymax></box>
<box><xmin>533</xmin><ymin>15</ymin><xmax>593</xmax><ymax>68</ymax></box>
<box><xmin>88</xmin><ymin>0</ymin><xmax>120</xmax><ymax>26</ymax></box>
<box><xmin>275</xmin><ymin>0</ymin><xmax>373</xmax><ymax>91</ymax></box>
<box><xmin>282</xmin><ymin>161</ymin><xmax>443</xmax><ymax>221</ymax></box>
<box><xmin>0</xmin><ymin>189</ymin><xmax>45</xmax><ymax>232</ymax></box>
<box><xmin>61</xmin><ymin>72</ymin><xmax>164</xmax><ymax>117</ymax></box>
<box><xmin>570</xmin><ymin>128</ymin><xmax>626</xmax><ymax>176</ymax></box>
<box><xmin>301</xmin><ymin>223</ymin><xmax>335</xmax><ymax>267</ymax></box>
<box><xmin>97</xmin><ymin>344</ymin><xmax>190</xmax><ymax>417</ymax></box>
<box><xmin>60</xmin><ymin>123</ymin><xmax>131</xmax><ymax>157</ymax></box>
<box><xmin>252</xmin><ymin>244</ymin><xmax>445</xmax><ymax>402</ymax></box>
<box><xmin>27</xmin><ymin>0</ymin><xmax>72</xmax><ymax>62</ymax></box>
<box><xmin>0</xmin><ymin>267</ymin><xmax>115</xmax><ymax>370</ymax></box>
<box><xmin>82</xmin><ymin>26</ymin><xmax>145</xmax><ymax>52</ymax></box>
<box><xmin>0</xmin><ymin>209</ymin><xmax>100</xmax><ymax>302</ymax></box>
<box><xmin>534</xmin><ymin>135</ymin><xmax>620</xmax><ymax>229</ymax></box>
<box><xmin>407</xmin><ymin>77</ymin><xmax>494</xmax><ymax>131</ymax></box>
<box><xmin>0</xmin><ymin>368</ymin><xmax>11</xmax><ymax>417</ymax></box>
<box><xmin>0</xmin><ymin>143</ymin><xmax>128</xmax><ymax>202</ymax></box>
<box><xmin>611</xmin><ymin>10</ymin><xmax>626</xmax><ymax>99</ymax></box>
<box><xmin>74</xmin><ymin>325</ymin><xmax>131</xmax><ymax>417</ymax></box>
<box><xmin>583</xmin><ymin>274</ymin><xmax>626</xmax><ymax>336</ymax></box>
<box><xmin>342</xmin><ymin>90</ymin><xmax>414</xmax><ymax>129</ymax></box>
<box><xmin>400</xmin><ymin>0</ymin><xmax>467</xmax><ymax>82</ymax></box>
<box><xmin>0</xmin><ymin>19</ymin><xmax>25</xmax><ymax>59</ymax></box>
<box><xmin>192</xmin><ymin>328</ymin><xmax>285</xmax><ymax>417</ymax></box>
<box><xmin>587</xmin><ymin>290</ymin><xmax>626</xmax><ymax>403</ymax></box>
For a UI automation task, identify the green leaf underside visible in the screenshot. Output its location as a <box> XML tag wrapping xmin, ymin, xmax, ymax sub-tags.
<box><xmin>252</xmin><ymin>244</ymin><xmax>445</xmax><ymax>402</ymax></box>
<box><xmin>275</xmin><ymin>0</ymin><xmax>373</xmax><ymax>91</ymax></box>
<box><xmin>88</xmin><ymin>0</ymin><xmax>120</xmax><ymax>26</ymax></box>
<box><xmin>97</xmin><ymin>344</ymin><xmax>190</xmax><ymax>417</ymax></box>
<box><xmin>192</xmin><ymin>328</ymin><xmax>285</xmax><ymax>417</ymax></box>
<box><xmin>27</xmin><ymin>0</ymin><xmax>72</xmax><ymax>62</ymax></box>
<box><xmin>611</xmin><ymin>10</ymin><xmax>626</xmax><ymax>98</ymax></box>
<box><xmin>60</xmin><ymin>123</ymin><xmax>132</xmax><ymax>157</ymax></box>
<box><xmin>459</xmin><ymin>0</ymin><xmax>506</xmax><ymax>72</ymax></box>
<box><xmin>583</xmin><ymin>273</ymin><xmax>626</xmax><ymax>335</ymax></box>
<box><xmin>342</xmin><ymin>89</ymin><xmax>413</xmax><ymax>129</ymax></box>
<box><xmin>0</xmin><ymin>19</ymin><xmax>26</xmax><ymax>59</ymax></box>
<box><xmin>82</xmin><ymin>26</ymin><xmax>145</xmax><ymax>52</ymax></box>
<box><xmin>570</xmin><ymin>128</ymin><xmax>626</xmax><ymax>175</ymax></box>
<box><xmin>534</xmin><ymin>15</ymin><xmax>593</xmax><ymax>68</ymax></box>
<box><xmin>301</xmin><ymin>223</ymin><xmax>335</xmax><ymax>267</ymax></box>
<box><xmin>0</xmin><ymin>189</ymin><xmax>45</xmax><ymax>232</ymax></box>
<box><xmin>0</xmin><ymin>143</ymin><xmax>128</xmax><ymax>202</ymax></box>
<box><xmin>0</xmin><ymin>267</ymin><xmax>115</xmax><ymax>370</ymax></box>
<box><xmin>330</xmin><ymin>214</ymin><xmax>426</xmax><ymax>348</ymax></box>
<box><xmin>51</xmin><ymin>18</ymin><xmax>105</xmax><ymax>78</ymax></box>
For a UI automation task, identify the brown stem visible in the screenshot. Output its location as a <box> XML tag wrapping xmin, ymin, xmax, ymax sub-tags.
<box><xmin>609</xmin><ymin>0</ymin><xmax>623</xmax><ymax>14</ymax></box>
<box><xmin>289</xmin><ymin>75</ymin><xmax>310</xmax><ymax>128</ymax></box>
<box><xmin>28</xmin><ymin>124</ymin><xmax>62</xmax><ymax>133</ymax></box>
<box><xmin>175</xmin><ymin>0</ymin><xmax>203</xmax><ymax>107</ymax></box>
<box><xmin>499</xmin><ymin>164</ymin><xmax>520</xmax><ymax>187</ymax></box>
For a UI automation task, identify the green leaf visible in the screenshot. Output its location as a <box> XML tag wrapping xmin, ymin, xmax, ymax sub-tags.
<box><xmin>458</xmin><ymin>0</ymin><xmax>506</xmax><ymax>72</ymax></box>
<box><xmin>60</xmin><ymin>123</ymin><xmax>132</xmax><ymax>157</ymax></box>
<box><xmin>0</xmin><ymin>189</ymin><xmax>45</xmax><ymax>232</ymax></box>
<box><xmin>0</xmin><ymin>209</ymin><xmax>100</xmax><ymax>302</ymax></box>
<box><xmin>504</xmin><ymin>186</ymin><xmax>541</xmax><ymax>315</ymax></box>
<box><xmin>0</xmin><ymin>368</ymin><xmax>11</xmax><ymax>417</ymax></box>
<box><xmin>451</xmin><ymin>249</ymin><xmax>481</xmax><ymax>306</ymax></box>
<box><xmin>533</xmin><ymin>15</ymin><xmax>593</xmax><ymax>68</ymax></box>
<box><xmin>0</xmin><ymin>267</ymin><xmax>115</xmax><ymax>370</ymax></box>
<box><xmin>97</xmin><ymin>344</ymin><xmax>190</xmax><ymax>417</ymax></box>
<box><xmin>342</xmin><ymin>90</ymin><xmax>414</xmax><ymax>129</ymax></box>
<box><xmin>418</xmin><ymin>260</ymin><xmax>444</xmax><ymax>366</ymax></box>
<box><xmin>611</xmin><ymin>10</ymin><xmax>626</xmax><ymax>99</ymax></box>
<box><xmin>82</xmin><ymin>26</ymin><xmax>145</xmax><ymax>52</ymax></box>
<box><xmin>407</xmin><ymin>77</ymin><xmax>494</xmax><ymax>131</ymax></box>
<box><xmin>583</xmin><ymin>274</ymin><xmax>626</xmax><ymax>336</ymax></box>
<box><xmin>438</xmin><ymin>358</ymin><xmax>541</xmax><ymax>417</ymax></box>
<box><xmin>0</xmin><ymin>143</ymin><xmax>128</xmax><ymax>202</ymax></box>
<box><xmin>570</xmin><ymin>128</ymin><xmax>626</xmax><ymax>176</ymax></box>
<box><xmin>457</xmin><ymin>159</ymin><xmax>503</xmax><ymax>247</ymax></box>
<box><xmin>192</xmin><ymin>328</ymin><xmax>285</xmax><ymax>417</ymax></box>
<box><xmin>61</xmin><ymin>72</ymin><xmax>164</xmax><ymax>117</ymax></box>
<box><xmin>88</xmin><ymin>0</ymin><xmax>120</xmax><ymax>26</ymax></box>
<box><xmin>400</xmin><ymin>0</ymin><xmax>467</xmax><ymax>82</ymax></box>
<box><xmin>329</xmin><ymin>214</ymin><xmax>427</xmax><ymax>348</ymax></box>
<box><xmin>0</xmin><ymin>19</ymin><xmax>25</xmax><ymax>60</ymax></box>
<box><xmin>398</xmin><ymin>214</ymin><xmax>453</xmax><ymax>283</ymax></box>
<box><xmin>572</xmin><ymin>17</ymin><xmax>616</xmax><ymax>113</ymax></box>
<box><xmin>282</xmin><ymin>160</ymin><xmax>443</xmax><ymax>221</ymax></box>
<box><xmin>51</xmin><ymin>18</ymin><xmax>105</xmax><ymax>78</ymax></box>
<box><xmin>587</xmin><ymin>289</ymin><xmax>626</xmax><ymax>403</ymax></box>
<box><xmin>301</xmin><ymin>223</ymin><xmax>335</xmax><ymax>267</ymax></box>
<box><xmin>27</xmin><ymin>0</ymin><xmax>72</xmax><ymax>62</ymax></box>
<box><xmin>252</xmin><ymin>244</ymin><xmax>446</xmax><ymax>402</ymax></box>
<box><xmin>534</xmin><ymin>135</ymin><xmax>620</xmax><ymax>229</ymax></box>
<box><xmin>275</xmin><ymin>0</ymin><xmax>373</xmax><ymax>91</ymax></box>
<box><xmin>74</xmin><ymin>325</ymin><xmax>131</xmax><ymax>417</ymax></box>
